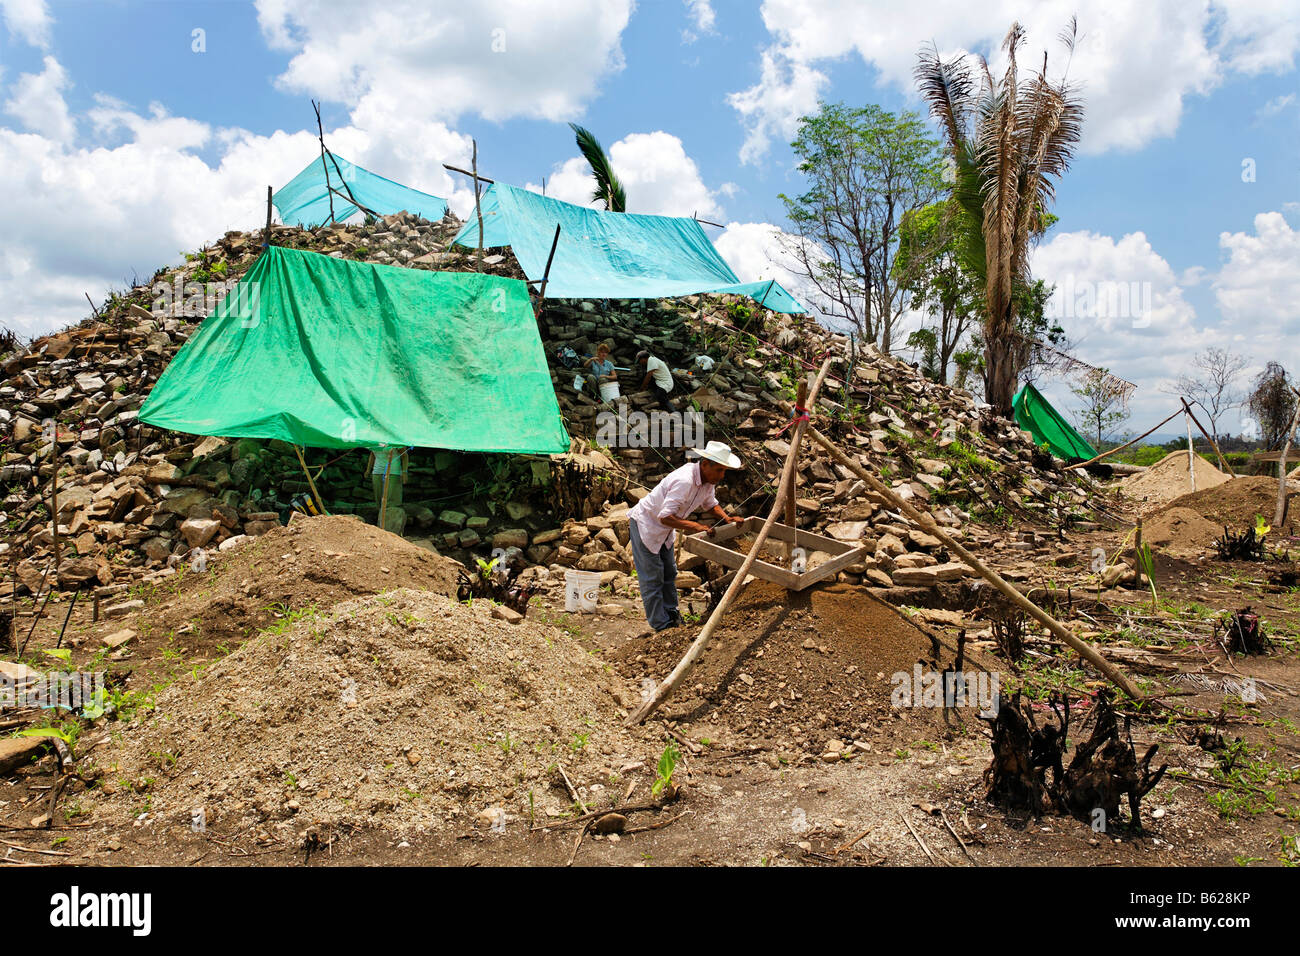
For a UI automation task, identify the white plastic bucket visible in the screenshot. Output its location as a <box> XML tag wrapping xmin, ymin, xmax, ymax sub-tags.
<box><xmin>599</xmin><ymin>381</ymin><xmax>621</xmax><ymax>402</ymax></box>
<box><xmin>564</xmin><ymin>569</ymin><xmax>602</xmax><ymax>613</ymax></box>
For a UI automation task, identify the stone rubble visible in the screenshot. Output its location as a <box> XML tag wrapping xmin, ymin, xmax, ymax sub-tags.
<box><xmin>1</xmin><ymin>207</ymin><xmax>1114</xmax><ymax>616</ymax></box>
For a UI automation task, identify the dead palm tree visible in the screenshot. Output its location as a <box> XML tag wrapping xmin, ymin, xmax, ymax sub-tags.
<box><xmin>569</xmin><ymin>123</ymin><xmax>627</xmax><ymax>212</ymax></box>
<box><xmin>914</xmin><ymin>20</ymin><xmax>1083</xmax><ymax>415</ymax></box>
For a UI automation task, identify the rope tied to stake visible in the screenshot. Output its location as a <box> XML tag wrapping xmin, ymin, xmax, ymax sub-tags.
<box><xmin>774</xmin><ymin>404</ymin><xmax>811</xmax><ymax>437</ymax></box>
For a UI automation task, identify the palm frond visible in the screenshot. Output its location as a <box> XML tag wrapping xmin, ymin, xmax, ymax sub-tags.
<box><xmin>569</xmin><ymin>123</ymin><xmax>627</xmax><ymax>212</ymax></box>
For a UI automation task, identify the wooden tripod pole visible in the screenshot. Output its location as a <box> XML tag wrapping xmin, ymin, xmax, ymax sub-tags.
<box><xmin>626</xmin><ymin>359</ymin><xmax>833</xmax><ymax>725</ymax></box>
<box><xmin>804</xmin><ymin>425</ymin><xmax>1143</xmax><ymax>700</ymax></box>
<box><xmin>1180</xmin><ymin>398</ymin><xmax>1235</xmax><ymax>477</ymax></box>
<box><xmin>782</xmin><ymin>378</ymin><xmax>808</xmax><ymax>559</ymax></box>
<box><xmin>1274</xmin><ymin>397</ymin><xmax>1300</xmax><ymax>529</ymax></box>
<box><xmin>1184</xmin><ymin>412</ymin><xmax>1197</xmax><ymax>492</ymax></box>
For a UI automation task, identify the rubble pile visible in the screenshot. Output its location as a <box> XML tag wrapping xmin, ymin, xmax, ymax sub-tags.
<box><xmin>1</xmin><ymin>206</ymin><xmax>1115</xmax><ymax>612</ymax></box>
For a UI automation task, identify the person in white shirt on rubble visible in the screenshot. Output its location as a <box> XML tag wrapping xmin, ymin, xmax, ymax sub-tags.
<box><xmin>627</xmin><ymin>441</ymin><xmax>745</xmax><ymax>632</ymax></box>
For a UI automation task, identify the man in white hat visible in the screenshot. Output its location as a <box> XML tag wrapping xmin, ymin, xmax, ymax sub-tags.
<box><xmin>627</xmin><ymin>441</ymin><xmax>745</xmax><ymax>632</ymax></box>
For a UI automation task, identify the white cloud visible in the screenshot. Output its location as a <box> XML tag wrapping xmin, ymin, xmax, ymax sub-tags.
<box><xmin>730</xmin><ymin>0</ymin><xmax>1300</xmax><ymax>161</ymax></box>
<box><xmin>254</xmin><ymin>0</ymin><xmax>632</xmax><ymax>126</ymax></box>
<box><xmin>1</xmin><ymin>0</ymin><xmax>51</xmax><ymax>48</ymax></box>
<box><xmin>4</xmin><ymin>55</ymin><xmax>73</xmax><ymax>143</ymax></box>
<box><xmin>1255</xmin><ymin>92</ymin><xmax>1296</xmax><ymax>120</ymax></box>
<box><xmin>1215</xmin><ymin>212</ymin><xmax>1300</xmax><ymax>335</ymax></box>
<box><xmin>0</xmin><ymin>65</ymin><xmax>477</xmax><ymax>339</ymax></box>
<box><xmin>682</xmin><ymin>0</ymin><xmax>716</xmax><ymax>43</ymax></box>
<box><xmin>727</xmin><ymin>46</ymin><xmax>828</xmax><ymax>164</ymax></box>
<box><xmin>528</xmin><ymin>130</ymin><xmax>726</xmax><ymax>219</ymax></box>
<box><xmin>714</xmin><ymin>220</ymin><xmax>833</xmax><ymax>318</ymax></box>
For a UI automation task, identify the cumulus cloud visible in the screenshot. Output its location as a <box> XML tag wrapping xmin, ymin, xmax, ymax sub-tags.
<box><xmin>1</xmin><ymin>0</ymin><xmax>52</xmax><ymax>48</ymax></box>
<box><xmin>528</xmin><ymin>130</ymin><xmax>726</xmax><ymax>219</ymax></box>
<box><xmin>254</xmin><ymin>0</ymin><xmax>632</xmax><ymax>126</ymax></box>
<box><xmin>4</xmin><ymin>55</ymin><xmax>74</xmax><ymax>143</ymax></box>
<box><xmin>729</xmin><ymin>0</ymin><xmax>1299</xmax><ymax>161</ymax></box>
<box><xmin>1215</xmin><ymin>212</ymin><xmax>1300</xmax><ymax>335</ymax></box>
<box><xmin>682</xmin><ymin>0</ymin><xmax>716</xmax><ymax>43</ymax></box>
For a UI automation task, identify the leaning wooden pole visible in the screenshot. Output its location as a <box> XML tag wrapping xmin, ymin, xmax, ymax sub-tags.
<box><xmin>1274</xmin><ymin>399</ymin><xmax>1300</xmax><ymax>529</ymax></box>
<box><xmin>626</xmin><ymin>359</ymin><xmax>833</xmax><ymax>725</ymax></box>
<box><xmin>805</xmin><ymin>425</ymin><xmax>1143</xmax><ymax>700</ymax></box>
<box><xmin>1180</xmin><ymin>398</ymin><xmax>1235</xmax><ymax>477</ymax></box>
<box><xmin>1065</xmin><ymin>406</ymin><xmax>1183</xmax><ymax>470</ymax></box>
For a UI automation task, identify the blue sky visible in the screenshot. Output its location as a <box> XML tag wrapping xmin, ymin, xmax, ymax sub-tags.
<box><xmin>1</xmin><ymin>0</ymin><xmax>1297</xmax><ymax>438</ymax></box>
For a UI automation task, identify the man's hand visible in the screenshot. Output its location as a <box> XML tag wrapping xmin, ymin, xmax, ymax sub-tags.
<box><xmin>725</xmin><ymin>514</ymin><xmax>745</xmax><ymax>525</ymax></box>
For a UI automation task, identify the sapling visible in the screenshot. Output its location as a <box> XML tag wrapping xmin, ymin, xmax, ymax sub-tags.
<box><xmin>652</xmin><ymin>742</ymin><xmax>681</xmax><ymax>799</ymax></box>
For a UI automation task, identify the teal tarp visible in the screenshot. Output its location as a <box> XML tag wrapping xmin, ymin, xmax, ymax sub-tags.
<box><xmin>451</xmin><ymin>183</ymin><xmax>806</xmax><ymax>312</ymax></box>
<box><xmin>140</xmin><ymin>246</ymin><xmax>569</xmax><ymax>454</ymax></box>
<box><xmin>273</xmin><ymin>155</ymin><xmax>448</xmax><ymax>227</ymax></box>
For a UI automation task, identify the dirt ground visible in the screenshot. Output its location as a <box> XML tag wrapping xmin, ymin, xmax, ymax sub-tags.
<box><xmin>3</xmin><ymin>499</ymin><xmax>1299</xmax><ymax>868</ymax></box>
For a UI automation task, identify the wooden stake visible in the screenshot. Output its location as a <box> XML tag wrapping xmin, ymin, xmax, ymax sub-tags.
<box><xmin>49</xmin><ymin>431</ymin><xmax>59</xmax><ymax>576</ymax></box>
<box><xmin>293</xmin><ymin>445</ymin><xmax>329</xmax><ymax>516</ymax></box>
<box><xmin>804</xmin><ymin>425</ymin><xmax>1144</xmax><ymax>700</ymax></box>
<box><xmin>1274</xmin><ymin>395</ymin><xmax>1294</xmax><ymax>530</ymax></box>
<box><xmin>1184</xmin><ymin>412</ymin><xmax>1196</xmax><ymax>492</ymax></box>
<box><xmin>783</xmin><ymin>378</ymin><xmax>808</xmax><ymax>559</ymax></box>
<box><xmin>534</xmin><ymin>224</ymin><xmax>561</xmax><ymax>318</ymax></box>
<box><xmin>379</xmin><ymin>449</ymin><xmax>395</xmax><ymax>533</ymax></box>
<box><xmin>1065</xmin><ymin>406</ymin><xmax>1183</xmax><ymax>470</ymax></box>
<box><xmin>263</xmin><ymin>186</ymin><xmax>273</xmax><ymax>248</ymax></box>
<box><xmin>626</xmin><ymin>359</ymin><xmax>833</xmax><ymax>725</ymax></box>
<box><xmin>311</xmin><ymin>100</ymin><xmax>335</xmax><ymax>226</ymax></box>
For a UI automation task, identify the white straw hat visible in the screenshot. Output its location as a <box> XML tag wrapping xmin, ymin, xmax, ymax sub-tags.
<box><xmin>687</xmin><ymin>440</ymin><xmax>742</xmax><ymax>469</ymax></box>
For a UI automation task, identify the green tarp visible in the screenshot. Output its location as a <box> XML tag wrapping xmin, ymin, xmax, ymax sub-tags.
<box><xmin>451</xmin><ymin>183</ymin><xmax>806</xmax><ymax>312</ymax></box>
<box><xmin>140</xmin><ymin>246</ymin><xmax>570</xmax><ymax>454</ymax></box>
<box><xmin>273</xmin><ymin>154</ymin><xmax>448</xmax><ymax>227</ymax></box>
<box><xmin>1013</xmin><ymin>382</ymin><xmax>1097</xmax><ymax>461</ymax></box>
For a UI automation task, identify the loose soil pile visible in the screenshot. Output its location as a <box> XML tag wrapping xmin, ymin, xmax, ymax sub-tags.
<box><xmin>1142</xmin><ymin>506</ymin><xmax>1225</xmax><ymax>555</ymax></box>
<box><xmin>620</xmin><ymin>580</ymin><xmax>978</xmax><ymax>750</ymax></box>
<box><xmin>1162</xmin><ymin>475</ymin><xmax>1300</xmax><ymax>538</ymax></box>
<box><xmin>128</xmin><ymin>514</ymin><xmax>465</xmax><ymax>654</ymax></box>
<box><xmin>93</xmin><ymin>588</ymin><xmax>655</xmax><ymax>839</ymax></box>
<box><xmin>1122</xmin><ymin>451</ymin><xmax>1229</xmax><ymax>510</ymax></box>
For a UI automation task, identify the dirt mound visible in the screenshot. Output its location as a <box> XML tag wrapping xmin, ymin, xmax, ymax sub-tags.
<box><xmin>620</xmin><ymin>581</ymin><xmax>976</xmax><ymax>748</ymax></box>
<box><xmin>93</xmin><ymin>588</ymin><xmax>655</xmax><ymax>839</ymax></box>
<box><xmin>1163</xmin><ymin>476</ymin><xmax>1300</xmax><ymax>538</ymax></box>
<box><xmin>129</xmin><ymin>514</ymin><xmax>465</xmax><ymax>654</ymax></box>
<box><xmin>1142</xmin><ymin>506</ymin><xmax>1225</xmax><ymax>555</ymax></box>
<box><xmin>1122</xmin><ymin>451</ymin><xmax>1229</xmax><ymax>510</ymax></box>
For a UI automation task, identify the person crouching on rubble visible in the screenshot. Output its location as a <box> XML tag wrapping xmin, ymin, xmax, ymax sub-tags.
<box><xmin>627</xmin><ymin>441</ymin><xmax>744</xmax><ymax>633</ymax></box>
<box><xmin>583</xmin><ymin>341</ymin><xmax>620</xmax><ymax>403</ymax></box>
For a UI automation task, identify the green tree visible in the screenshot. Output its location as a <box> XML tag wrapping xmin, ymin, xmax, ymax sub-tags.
<box><xmin>1071</xmin><ymin>367</ymin><xmax>1129</xmax><ymax>448</ymax></box>
<box><xmin>915</xmin><ymin>20</ymin><xmax>1084</xmax><ymax>416</ymax></box>
<box><xmin>1247</xmin><ymin>362</ymin><xmax>1297</xmax><ymax>450</ymax></box>
<box><xmin>569</xmin><ymin>124</ymin><xmax>626</xmax><ymax>212</ymax></box>
<box><xmin>780</xmin><ymin>102</ymin><xmax>946</xmax><ymax>354</ymax></box>
<box><xmin>895</xmin><ymin>199</ymin><xmax>980</xmax><ymax>384</ymax></box>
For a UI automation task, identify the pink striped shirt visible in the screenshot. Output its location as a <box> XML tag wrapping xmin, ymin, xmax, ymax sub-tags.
<box><xmin>628</xmin><ymin>462</ymin><xmax>718</xmax><ymax>553</ymax></box>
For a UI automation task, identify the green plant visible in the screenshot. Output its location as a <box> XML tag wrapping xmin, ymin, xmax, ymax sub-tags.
<box><xmin>652</xmin><ymin>742</ymin><xmax>681</xmax><ymax>797</ymax></box>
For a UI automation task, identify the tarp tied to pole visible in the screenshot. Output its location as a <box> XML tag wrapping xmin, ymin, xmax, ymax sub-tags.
<box><xmin>451</xmin><ymin>183</ymin><xmax>806</xmax><ymax>313</ymax></box>
<box><xmin>140</xmin><ymin>246</ymin><xmax>570</xmax><ymax>454</ymax></box>
<box><xmin>273</xmin><ymin>155</ymin><xmax>448</xmax><ymax>227</ymax></box>
<box><xmin>1013</xmin><ymin>382</ymin><xmax>1098</xmax><ymax>461</ymax></box>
